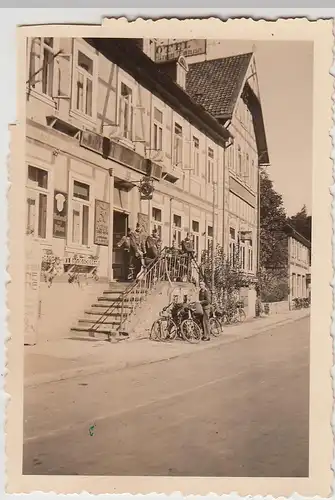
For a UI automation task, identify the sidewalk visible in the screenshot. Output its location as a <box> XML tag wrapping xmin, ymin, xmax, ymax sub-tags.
<box><xmin>24</xmin><ymin>309</ymin><xmax>310</xmax><ymax>388</ymax></box>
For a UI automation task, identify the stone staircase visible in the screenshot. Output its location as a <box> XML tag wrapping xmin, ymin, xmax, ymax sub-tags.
<box><xmin>70</xmin><ymin>281</ymin><xmax>148</xmax><ymax>340</ymax></box>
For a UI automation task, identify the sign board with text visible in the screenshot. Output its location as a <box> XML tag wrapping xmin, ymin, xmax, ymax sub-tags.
<box><xmin>94</xmin><ymin>199</ymin><xmax>110</xmax><ymax>246</ymax></box>
<box><xmin>155</xmin><ymin>39</ymin><xmax>206</xmax><ymax>63</ymax></box>
<box><xmin>53</xmin><ymin>190</ymin><xmax>68</xmax><ymax>238</ymax></box>
<box><xmin>24</xmin><ymin>237</ymin><xmax>42</xmax><ymax>345</ymax></box>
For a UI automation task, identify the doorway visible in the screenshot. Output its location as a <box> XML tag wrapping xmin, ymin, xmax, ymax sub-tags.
<box><xmin>113</xmin><ymin>211</ymin><xmax>129</xmax><ymax>281</ymax></box>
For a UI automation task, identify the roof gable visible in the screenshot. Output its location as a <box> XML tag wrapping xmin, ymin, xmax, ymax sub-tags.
<box><xmin>186</xmin><ymin>53</ymin><xmax>253</xmax><ymax>118</ymax></box>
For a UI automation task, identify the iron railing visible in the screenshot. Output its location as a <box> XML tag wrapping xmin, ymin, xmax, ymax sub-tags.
<box><xmin>88</xmin><ymin>246</ymin><xmax>200</xmax><ymax>340</ymax></box>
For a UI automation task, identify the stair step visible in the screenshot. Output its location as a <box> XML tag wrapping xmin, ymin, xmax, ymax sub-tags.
<box><xmin>71</xmin><ymin>326</ymin><xmax>129</xmax><ymax>341</ymax></box>
<box><xmin>97</xmin><ymin>296</ymin><xmax>143</xmax><ymax>303</ymax></box>
<box><xmin>102</xmin><ymin>289</ymin><xmax>148</xmax><ymax>296</ymax></box>
<box><xmin>90</xmin><ymin>303</ymin><xmax>136</xmax><ymax>310</ymax></box>
<box><xmin>78</xmin><ymin>318</ymin><xmax>121</xmax><ymax>326</ymax></box>
<box><xmin>84</xmin><ymin>309</ymin><xmax>123</xmax><ymax>317</ymax></box>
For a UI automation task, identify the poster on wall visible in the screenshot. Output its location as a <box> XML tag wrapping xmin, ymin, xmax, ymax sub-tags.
<box><xmin>94</xmin><ymin>200</ymin><xmax>110</xmax><ymax>246</ymax></box>
<box><xmin>53</xmin><ymin>191</ymin><xmax>68</xmax><ymax>238</ymax></box>
<box><xmin>24</xmin><ymin>237</ymin><xmax>42</xmax><ymax>345</ymax></box>
<box><xmin>138</xmin><ymin>213</ymin><xmax>149</xmax><ymax>234</ymax></box>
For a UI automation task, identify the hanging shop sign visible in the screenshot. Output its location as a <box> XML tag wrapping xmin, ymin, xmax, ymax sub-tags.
<box><xmin>53</xmin><ymin>190</ymin><xmax>68</xmax><ymax>238</ymax></box>
<box><xmin>139</xmin><ymin>176</ymin><xmax>154</xmax><ymax>200</ymax></box>
<box><xmin>94</xmin><ymin>199</ymin><xmax>110</xmax><ymax>246</ymax></box>
<box><xmin>155</xmin><ymin>39</ymin><xmax>206</xmax><ymax>63</ymax></box>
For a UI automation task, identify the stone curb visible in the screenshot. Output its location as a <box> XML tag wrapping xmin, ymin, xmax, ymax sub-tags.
<box><xmin>25</xmin><ymin>311</ymin><xmax>309</xmax><ymax>389</ymax></box>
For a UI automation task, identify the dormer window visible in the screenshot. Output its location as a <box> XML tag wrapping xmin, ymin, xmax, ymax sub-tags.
<box><xmin>176</xmin><ymin>56</ymin><xmax>189</xmax><ymax>90</ymax></box>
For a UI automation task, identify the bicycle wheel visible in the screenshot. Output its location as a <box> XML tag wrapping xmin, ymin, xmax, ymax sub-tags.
<box><xmin>209</xmin><ymin>317</ymin><xmax>222</xmax><ymax>336</ymax></box>
<box><xmin>164</xmin><ymin>318</ymin><xmax>178</xmax><ymax>341</ymax></box>
<box><xmin>238</xmin><ymin>309</ymin><xmax>246</xmax><ymax>323</ymax></box>
<box><xmin>150</xmin><ymin>319</ymin><xmax>165</xmax><ymax>341</ymax></box>
<box><xmin>180</xmin><ymin>319</ymin><xmax>202</xmax><ymax>344</ymax></box>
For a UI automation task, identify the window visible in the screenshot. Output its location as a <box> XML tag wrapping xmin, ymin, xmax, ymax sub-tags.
<box><xmin>152</xmin><ymin>207</ymin><xmax>163</xmax><ymax>240</ymax></box>
<box><xmin>74</xmin><ymin>48</ymin><xmax>95</xmax><ymax>117</ymax></box>
<box><xmin>248</xmin><ymin>247</ymin><xmax>253</xmax><ymax>272</ymax></box>
<box><xmin>245</xmin><ymin>153</ymin><xmax>250</xmax><ymax>184</ymax></box>
<box><xmin>119</xmin><ymin>82</ymin><xmax>134</xmax><ymax>141</ymax></box>
<box><xmin>28</xmin><ymin>37</ymin><xmax>56</xmax><ymax>97</ymax></box>
<box><xmin>237</xmin><ymin>145</ymin><xmax>242</xmax><ymax>176</ymax></box>
<box><xmin>207</xmin><ymin>225</ymin><xmax>213</xmax><ymax>251</ymax></box>
<box><xmin>240</xmin><ymin>244</ymin><xmax>246</xmax><ymax>270</ymax></box>
<box><xmin>192</xmin><ymin>220</ymin><xmax>200</xmax><ymax>257</ymax></box>
<box><xmin>173</xmin><ymin>123</ymin><xmax>183</xmax><ymax>166</ymax></box>
<box><xmin>207</xmin><ymin>148</ymin><xmax>214</xmax><ymax>183</ymax></box>
<box><xmin>26</xmin><ymin>166</ymin><xmax>49</xmax><ymax>239</ymax></box>
<box><xmin>153</xmin><ymin>107</ymin><xmax>163</xmax><ymax>152</ymax></box>
<box><xmin>193</xmin><ymin>137</ymin><xmax>200</xmax><ymax>176</ymax></box>
<box><xmin>229</xmin><ymin>227</ymin><xmax>236</xmax><ymax>266</ymax></box>
<box><xmin>172</xmin><ymin>214</ymin><xmax>182</xmax><ymax>247</ymax></box>
<box><xmin>71</xmin><ymin>180</ymin><xmax>90</xmax><ymax>246</ymax></box>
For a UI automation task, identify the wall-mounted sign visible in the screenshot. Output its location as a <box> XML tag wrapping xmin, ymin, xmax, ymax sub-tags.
<box><xmin>24</xmin><ymin>237</ymin><xmax>41</xmax><ymax>345</ymax></box>
<box><xmin>80</xmin><ymin>131</ymin><xmax>111</xmax><ymax>158</ymax></box>
<box><xmin>64</xmin><ymin>255</ymin><xmax>99</xmax><ymax>266</ymax></box>
<box><xmin>79</xmin><ymin>130</ymin><xmax>163</xmax><ymax>181</ymax></box>
<box><xmin>94</xmin><ymin>199</ymin><xmax>110</xmax><ymax>246</ymax></box>
<box><xmin>138</xmin><ymin>213</ymin><xmax>149</xmax><ymax>234</ymax></box>
<box><xmin>229</xmin><ymin>176</ymin><xmax>256</xmax><ymax>208</ymax></box>
<box><xmin>155</xmin><ymin>39</ymin><xmax>206</xmax><ymax>63</ymax></box>
<box><xmin>53</xmin><ymin>190</ymin><xmax>68</xmax><ymax>238</ymax></box>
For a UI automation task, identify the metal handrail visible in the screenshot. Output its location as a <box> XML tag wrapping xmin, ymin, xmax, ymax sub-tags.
<box><xmin>89</xmin><ymin>246</ymin><xmax>168</xmax><ymax>337</ymax></box>
<box><xmin>89</xmin><ymin>246</ymin><xmax>202</xmax><ymax>339</ymax></box>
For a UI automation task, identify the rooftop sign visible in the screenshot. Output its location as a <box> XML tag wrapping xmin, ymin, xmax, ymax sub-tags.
<box><xmin>155</xmin><ymin>39</ymin><xmax>206</xmax><ymax>63</ymax></box>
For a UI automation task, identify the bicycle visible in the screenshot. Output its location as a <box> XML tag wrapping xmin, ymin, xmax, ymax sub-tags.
<box><xmin>150</xmin><ymin>302</ymin><xmax>202</xmax><ymax>344</ymax></box>
<box><xmin>223</xmin><ymin>300</ymin><xmax>246</xmax><ymax>324</ymax></box>
<box><xmin>150</xmin><ymin>306</ymin><xmax>178</xmax><ymax>342</ymax></box>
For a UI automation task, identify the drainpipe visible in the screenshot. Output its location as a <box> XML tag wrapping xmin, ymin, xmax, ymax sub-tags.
<box><xmin>169</xmin><ymin>197</ymin><xmax>173</xmax><ymax>246</ymax></box>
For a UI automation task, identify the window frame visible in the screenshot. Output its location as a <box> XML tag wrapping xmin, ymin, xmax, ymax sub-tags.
<box><xmin>172</xmin><ymin>212</ymin><xmax>183</xmax><ymax>248</ymax></box>
<box><xmin>70</xmin><ymin>40</ymin><xmax>98</xmax><ymax>124</ymax></box>
<box><xmin>151</xmin><ymin>206</ymin><xmax>163</xmax><ymax>242</ymax></box>
<box><xmin>27</xmin><ymin>37</ymin><xmax>59</xmax><ymax>105</ymax></box>
<box><xmin>207</xmin><ymin>147</ymin><xmax>214</xmax><ymax>184</ymax></box>
<box><xmin>191</xmin><ymin>219</ymin><xmax>200</xmax><ymax>258</ymax></box>
<box><xmin>152</xmin><ymin>106</ymin><xmax>164</xmax><ymax>153</ymax></box>
<box><xmin>26</xmin><ymin>162</ymin><xmax>53</xmax><ymax>243</ymax></box>
<box><xmin>192</xmin><ymin>136</ymin><xmax>200</xmax><ymax>177</ymax></box>
<box><xmin>207</xmin><ymin>224</ymin><xmax>213</xmax><ymax>251</ymax></box>
<box><xmin>67</xmin><ymin>172</ymin><xmax>94</xmax><ymax>252</ymax></box>
<box><xmin>173</xmin><ymin>122</ymin><xmax>183</xmax><ymax>167</ymax></box>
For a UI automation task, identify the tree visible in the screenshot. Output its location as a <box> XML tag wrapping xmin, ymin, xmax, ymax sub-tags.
<box><xmin>258</xmin><ymin>169</ymin><xmax>290</xmax><ymax>302</ymax></box>
<box><xmin>201</xmin><ymin>245</ymin><xmax>251</xmax><ymax>308</ymax></box>
<box><xmin>259</xmin><ymin>168</ymin><xmax>288</xmax><ymax>270</ymax></box>
<box><xmin>287</xmin><ymin>205</ymin><xmax>311</xmax><ymax>242</ymax></box>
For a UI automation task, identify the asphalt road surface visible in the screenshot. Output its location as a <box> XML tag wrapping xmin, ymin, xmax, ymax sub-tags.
<box><xmin>23</xmin><ymin>316</ymin><xmax>309</xmax><ymax>477</ymax></box>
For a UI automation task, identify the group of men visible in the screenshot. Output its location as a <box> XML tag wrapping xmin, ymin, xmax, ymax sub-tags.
<box><xmin>117</xmin><ymin>223</ymin><xmax>161</xmax><ymax>281</ymax></box>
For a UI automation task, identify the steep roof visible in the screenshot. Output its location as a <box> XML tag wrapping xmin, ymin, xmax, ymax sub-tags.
<box><xmin>186</xmin><ymin>53</ymin><xmax>253</xmax><ymax>118</ymax></box>
<box><xmin>186</xmin><ymin>53</ymin><xmax>270</xmax><ymax>165</ymax></box>
<box><xmin>284</xmin><ymin>223</ymin><xmax>311</xmax><ymax>249</ymax></box>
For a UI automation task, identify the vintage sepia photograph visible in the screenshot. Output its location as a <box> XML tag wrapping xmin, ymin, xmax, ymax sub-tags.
<box><xmin>6</xmin><ymin>17</ymin><xmax>333</xmax><ymax>497</ymax></box>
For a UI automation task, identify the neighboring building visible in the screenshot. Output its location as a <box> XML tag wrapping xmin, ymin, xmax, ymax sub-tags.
<box><xmin>285</xmin><ymin>225</ymin><xmax>311</xmax><ymax>307</ymax></box>
<box><xmin>185</xmin><ymin>51</ymin><xmax>269</xmax><ymax>277</ymax></box>
<box><xmin>25</xmin><ymin>37</ymin><xmax>232</xmax><ymax>283</ymax></box>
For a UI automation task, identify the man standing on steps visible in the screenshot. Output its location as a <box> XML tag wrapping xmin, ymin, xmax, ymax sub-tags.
<box><xmin>181</xmin><ymin>232</ymin><xmax>194</xmax><ymax>282</ymax></box>
<box><xmin>199</xmin><ymin>281</ymin><xmax>211</xmax><ymax>341</ymax></box>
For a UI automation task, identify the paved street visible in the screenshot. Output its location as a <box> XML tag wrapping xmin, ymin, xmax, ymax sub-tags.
<box><xmin>23</xmin><ymin>316</ymin><xmax>309</xmax><ymax>478</ymax></box>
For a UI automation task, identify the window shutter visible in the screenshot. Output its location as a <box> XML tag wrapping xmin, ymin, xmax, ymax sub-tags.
<box><xmin>118</xmin><ymin>98</ymin><xmax>125</xmax><ymax>134</ymax></box>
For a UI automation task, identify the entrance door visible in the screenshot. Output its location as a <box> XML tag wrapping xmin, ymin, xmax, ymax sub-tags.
<box><xmin>113</xmin><ymin>211</ymin><xmax>129</xmax><ymax>280</ymax></box>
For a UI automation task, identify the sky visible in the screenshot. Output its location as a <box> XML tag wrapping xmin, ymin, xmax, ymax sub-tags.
<box><xmin>188</xmin><ymin>39</ymin><xmax>314</xmax><ymax>217</ymax></box>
